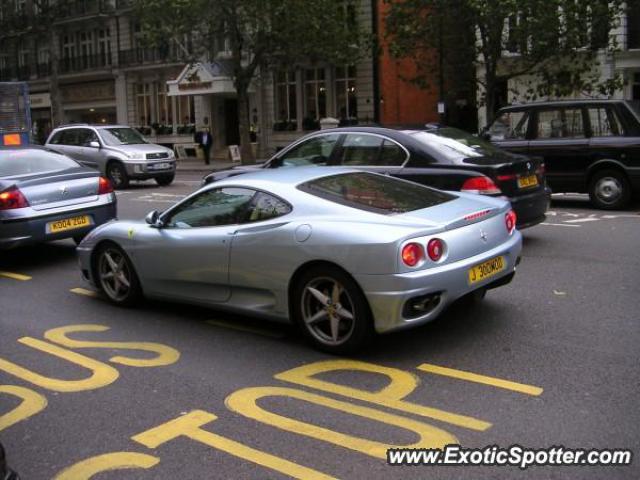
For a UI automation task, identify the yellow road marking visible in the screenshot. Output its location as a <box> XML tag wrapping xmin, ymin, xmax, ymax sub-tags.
<box><xmin>0</xmin><ymin>337</ymin><xmax>120</xmax><ymax>392</ymax></box>
<box><xmin>44</xmin><ymin>324</ymin><xmax>180</xmax><ymax>368</ymax></box>
<box><xmin>0</xmin><ymin>385</ymin><xmax>48</xmax><ymax>432</ymax></box>
<box><xmin>276</xmin><ymin>360</ymin><xmax>491</xmax><ymax>431</ymax></box>
<box><xmin>206</xmin><ymin>319</ymin><xmax>285</xmax><ymax>339</ymax></box>
<box><xmin>133</xmin><ymin>410</ymin><xmax>336</xmax><ymax>480</ymax></box>
<box><xmin>0</xmin><ymin>271</ymin><xmax>31</xmax><ymax>281</ymax></box>
<box><xmin>70</xmin><ymin>287</ymin><xmax>98</xmax><ymax>297</ymax></box>
<box><xmin>53</xmin><ymin>452</ymin><xmax>160</xmax><ymax>480</ymax></box>
<box><xmin>417</xmin><ymin>363</ymin><xmax>543</xmax><ymax>396</ymax></box>
<box><xmin>226</xmin><ymin>386</ymin><xmax>458</xmax><ymax>459</ymax></box>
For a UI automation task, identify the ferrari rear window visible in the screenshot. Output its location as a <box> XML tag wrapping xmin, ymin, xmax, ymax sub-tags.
<box><xmin>298</xmin><ymin>172</ymin><xmax>455</xmax><ymax>214</ymax></box>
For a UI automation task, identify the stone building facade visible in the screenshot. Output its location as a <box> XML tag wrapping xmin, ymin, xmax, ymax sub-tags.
<box><xmin>0</xmin><ymin>0</ymin><xmax>379</xmax><ymax>160</ymax></box>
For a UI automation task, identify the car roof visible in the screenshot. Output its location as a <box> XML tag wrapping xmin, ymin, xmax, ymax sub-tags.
<box><xmin>498</xmin><ymin>99</ymin><xmax>627</xmax><ymax>111</ymax></box>
<box><xmin>51</xmin><ymin>124</ymin><xmax>131</xmax><ymax>131</ymax></box>
<box><xmin>209</xmin><ymin>166</ymin><xmax>366</xmax><ymax>191</ymax></box>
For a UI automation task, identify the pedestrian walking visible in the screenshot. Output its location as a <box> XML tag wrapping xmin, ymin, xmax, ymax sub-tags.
<box><xmin>194</xmin><ymin>117</ymin><xmax>213</xmax><ymax>165</ymax></box>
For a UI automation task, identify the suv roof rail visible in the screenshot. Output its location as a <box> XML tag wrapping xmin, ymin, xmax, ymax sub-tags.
<box><xmin>55</xmin><ymin>123</ymin><xmax>90</xmax><ymax>128</ymax></box>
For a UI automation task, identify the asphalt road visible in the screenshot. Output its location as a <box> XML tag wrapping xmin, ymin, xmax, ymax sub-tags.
<box><xmin>1</xmin><ymin>173</ymin><xmax>639</xmax><ymax>479</ymax></box>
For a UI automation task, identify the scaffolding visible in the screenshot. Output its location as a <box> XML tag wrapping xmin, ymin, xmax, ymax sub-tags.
<box><xmin>0</xmin><ymin>82</ymin><xmax>31</xmax><ymax>146</ymax></box>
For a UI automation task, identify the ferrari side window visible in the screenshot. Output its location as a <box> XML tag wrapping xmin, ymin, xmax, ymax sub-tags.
<box><xmin>247</xmin><ymin>192</ymin><xmax>292</xmax><ymax>222</ymax></box>
<box><xmin>164</xmin><ymin>188</ymin><xmax>256</xmax><ymax>228</ymax></box>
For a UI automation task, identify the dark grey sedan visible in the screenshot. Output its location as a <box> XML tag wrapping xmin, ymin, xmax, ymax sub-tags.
<box><xmin>0</xmin><ymin>146</ymin><xmax>117</xmax><ymax>249</ymax></box>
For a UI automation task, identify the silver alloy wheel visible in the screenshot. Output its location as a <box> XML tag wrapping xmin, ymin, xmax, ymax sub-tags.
<box><xmin>595</xmin><ymin>176</ymin><xmax>622</xmax><ymax>204</ymax></box>
<box><xmin>301</xmin><ymin>276</ymin><xmax>356</xmax><ymax>346</ymax></box>
<box><xmin>98</xmin><ymin>247</ymin><xmax>132</xmax><ymax>302</ymax></box>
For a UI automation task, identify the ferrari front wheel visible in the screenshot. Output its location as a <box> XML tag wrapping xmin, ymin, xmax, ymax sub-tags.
<box><xmin>95</xmin><ymin>243</ymin><xmax>141</xmax><ymax>306</ymax></box>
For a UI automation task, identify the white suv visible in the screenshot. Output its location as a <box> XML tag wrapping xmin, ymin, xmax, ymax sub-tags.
<box><xmin>46</xmin><ymin>125</ymin><xmax>176</xmax><ymax>188</ymax></box>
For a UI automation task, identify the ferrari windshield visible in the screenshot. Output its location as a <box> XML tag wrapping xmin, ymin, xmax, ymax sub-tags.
<box><xmin>298</xmin><ymin>172</ymin><xmax>455</xmax><ymax>214</ymax></box>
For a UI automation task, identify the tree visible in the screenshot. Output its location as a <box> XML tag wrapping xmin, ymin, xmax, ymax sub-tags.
<box><xmin>30</xmin><ymin>0</ymin><xmax>70</xmax><ymax>127</ymax></box>
<box><xmin>385</xmin><ymin>0</ymin><xmax>625</xmax><ymax>125</ymax></box>
<box><xmin>135</xmin><ymin>0</ymin><xmax>370</xmax><ymax>163</ymax></box>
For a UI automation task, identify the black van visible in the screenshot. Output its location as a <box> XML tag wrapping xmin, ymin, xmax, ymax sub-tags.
<box><xmin>485</xmin><ymin>100</ymin><xmax>640</xmax><ymax>209</ymax></box>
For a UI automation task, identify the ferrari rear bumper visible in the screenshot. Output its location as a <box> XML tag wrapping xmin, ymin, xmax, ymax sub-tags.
<box><xmin>355</xmin><ymin>231</ymin><xmax>522</xmax><ymax>333</ymax></box>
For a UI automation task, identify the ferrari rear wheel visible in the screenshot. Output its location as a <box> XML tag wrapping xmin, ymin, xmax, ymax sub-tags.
<box><xmin>294</xmin><ymin>266</ymin><xmax>372</xmax><ymax>354</ymax></box>
<box><xmin>96</xmin><ymin>244</ymin><xmax>141</xmax><ymax>306</ymax></box>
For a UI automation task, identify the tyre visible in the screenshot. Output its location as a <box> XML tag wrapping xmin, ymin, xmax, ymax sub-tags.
<box><xmin>588</xmin><ymin>169</ymin><xmax>631</xmax><ymax>210</ymax></box>
<box><xmin>155</xmin><ymin>174</ymin><xmax>175</xmax><ymax>186</ymax></box>
<box><xmin>292</xmin><ymin>265</ymin><xmax>373</xmax><ymax>354</ymax></box>
<box><xmin>95</xmin><ymin>243</ymin><xmax>142</xmax><ymax>306</ymax></box>
<box><xmin>106</xmin><ymin>162</ymin><xmax>129</xmax><ymax>189</ymax></box>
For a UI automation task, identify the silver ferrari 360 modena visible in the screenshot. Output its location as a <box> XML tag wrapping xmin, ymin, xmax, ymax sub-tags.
<box><xmin>77</xmin><ymin>167</ymin><xmax>522</xmax><ymax>353</ymax></box>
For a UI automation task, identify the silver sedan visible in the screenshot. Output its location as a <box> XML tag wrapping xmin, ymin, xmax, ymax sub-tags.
<box><xmin>77</xmin><ymin>167</ymin><xmax>522</xmax><ymax>353</ymax></box>
<box><xmin>1</xmin><ymin>146</ymin><xmax>117</xmax><ymax>249</ymax></box>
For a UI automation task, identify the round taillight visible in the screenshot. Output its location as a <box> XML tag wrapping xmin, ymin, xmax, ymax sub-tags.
<box><xmin>505</xmin><ymin>209</ymin><xmax>517</xmax><ymax>234</ymax></box>
<box><xmin>402</xmin><ymin>242</ymin><xmax>424</xmax><ymax>267</ymax></box>
<box><xmin>427</xmin><ymin>238</ymin><xmax>444</xmax><ymax>261</ymax></box>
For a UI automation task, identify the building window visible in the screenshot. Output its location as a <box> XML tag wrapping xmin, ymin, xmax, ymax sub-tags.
<box><xmin>177</xmin><ymin>95</ymin><xmax>194</xmax><ymax>128</ymax></box>
<box><xmin>15</xmin><ymin>0</ymin><xmax>26</xmax><ymax>15</ymax></box>
<box><xmin>156</xmin><ymin>83</ymin><xmax>171</xmax><ymax>125</ymax></box>
<box><xmin>17</xmin><ymin>45</ymin><xmax>29</xmax><ymax>68</ymax></box>
<box><xmin>335</xmin><ymin>65</ymin><xmax>357</xmax><ymax>125</ymax></box>
<box><xmin>274</xmin><ymin>71</ymin><xmax>297</xmax><ymax>130</ymax></box>
<box><xmin>135</xmin><ymin>83</ymin><xmax>152</xmax><ymax>126</ymax></box>
<box><xmin>98</xmin><ymin>29</ymin><xmax>112</xmax><ymax>67</ymax></box>
<box><xmin>629</xmin><ymin>3</ymin><xmax>640</xmax><ymax>49</ymax></box>
<box><xmin>62</xmin><ymin>34</ymin><xmax>76</xmax><ymax>68</ymax></box>
<box><xmin>79</xmin><ymin>31</ymin><xmax>94</xmax><ymax>69</ymax></box>
<box><xmin>632</xmin><ymin>72</ymin><xmax>640</xmax><ymax>101</ymax></box>
<box><xmin>303</xmin><ymin>68</ymin><xmax>326</xmax><ymax>130</ymax></box>
<box><xmin>0</xmin><ymin>55</ymin><xmax>8</xmax><ymax>78</ymax></box>
<box><xmin>37</xmin><ymin>46</ymin><xmax>50</xmax><ymax>65</ymax></box>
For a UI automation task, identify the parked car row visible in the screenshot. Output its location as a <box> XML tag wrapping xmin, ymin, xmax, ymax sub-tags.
<box><xmin>1</xmin><ymin>102</ymin><xmax>637</xmax><ymax>352</ymax></box>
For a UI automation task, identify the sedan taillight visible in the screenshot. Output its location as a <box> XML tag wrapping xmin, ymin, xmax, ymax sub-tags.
<box><xmin>98</xmin><ymin>177</ymin><xmax>114</xmax><ymax>194</ymax></box>
<box><xmin>505</xmin><ymin>209</ymin><xmax>517</xmax><ymax>234</ymax></box>
<box><xmin>461</xmin><ymin>176</ymin><xmax>502</xmax><ymax>195</ymax></box>
<box><xmin>0</xmin><ymin>186</ymin><xmax>29</xmax><ymax>210</ymax></box>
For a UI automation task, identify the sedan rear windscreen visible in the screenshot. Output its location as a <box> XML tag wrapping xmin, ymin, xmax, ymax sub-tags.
<box><xmin>0</xmin><ymin>149</ymin><xmax>80</xmax><ymax>177</ymax></box>
<box><xmin>298</xmin><ymin>172</ymin><xmax>456</xmax><ymax>214</ymax></box>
